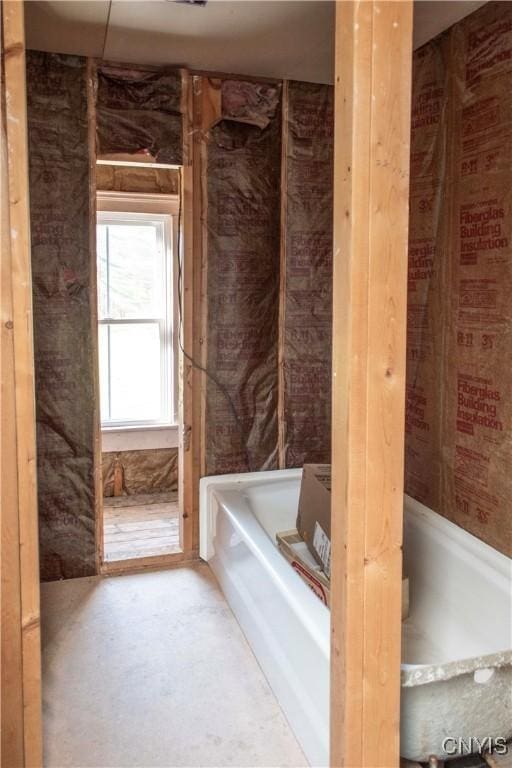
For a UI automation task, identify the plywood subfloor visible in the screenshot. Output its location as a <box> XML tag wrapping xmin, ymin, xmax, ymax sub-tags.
<box><xmin>41</xmin><ymin>563</ymin><xmax>307</xmax><ymax>768</ymax></box>
<box><xmin>103</xmin><ymin>492</ymin><xmax>180</xmax><ymax>562</ymax></box>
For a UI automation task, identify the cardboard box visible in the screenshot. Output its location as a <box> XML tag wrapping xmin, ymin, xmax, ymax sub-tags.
<box><xmin>296</xmin><ymin>464</ymin><xmax>331</xmax><ymax>576</ymax></box>
<box><xmin>276</xmin><ymin>529</ymin><xmax>330</xmax><ymax>607</ymax></box>
<box><xmin>277</xmin><ymin>528</ymin><xmax>409</xmax><ymax>619</ymax></box>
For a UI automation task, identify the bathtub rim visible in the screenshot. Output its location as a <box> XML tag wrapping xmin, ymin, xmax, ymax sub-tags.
<box><xmin>203</xmin><ymin>481</ymin><xmax>330</xmax><ymax>660</ymax></box>
<box><xmin>200</xmin><ymin>468</ymin><xmax>303</xmax><ymax>562</ymax></box>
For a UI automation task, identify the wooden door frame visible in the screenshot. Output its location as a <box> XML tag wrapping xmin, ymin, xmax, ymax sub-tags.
<box><xmin>92</xmin><ymin>70</ymin><xmax>199</xmax><ymax>575</ymax></box>
<box><xmin>179</xmin><ymin>74</ymin><xmax>222</xmax><ymax>554</ymax></box>
<box><xmin>330</xmin><ymin>2</ymin><xmax>413</xmax><ymax>767</ymax></box>
<box><xmin>94</xmin><ymin>188</ymin><xmax>197</xmax><ymax>575</ymax></box>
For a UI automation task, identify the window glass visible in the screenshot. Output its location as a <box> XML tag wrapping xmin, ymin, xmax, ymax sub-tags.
<box><xmin>97</xmin><ymin>211</ymin><xmax>172</xmax><ymax>427</ymax></box>
<box><xmin>99</xmin><ymin>324</ymin><xmax>110</xmax><ymax>419</ymax></box>
<box><xmin>108</xmin><ymin>323</ymin><xmax>161</xmax><ymax>422</ymax></box>
<box><xmin>97</xmin><ymin>224</ymin><xmax>109</xmax><ymax>318</ymax></box>
<box><xmin>100</xmin><ymin>222</ymin><xmax>163</xmax><ymax>319</ymax></box>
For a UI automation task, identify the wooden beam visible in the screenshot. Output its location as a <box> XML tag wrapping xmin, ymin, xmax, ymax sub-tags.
<box><xmin>277</xmin><ymin>80</ymin><xmax>289</xmax><ymax>469</ymax></box>
<box><xmin>196</xmin><ymin>76</ymin><xmax>220</xmax><ymax>485</ymax></box>
<box><xmin>179</xmin><ymin>69</ymin><xmax>196</xmax><ymax>554</ymax></box>
<box><xmin>100</xmin><ymin>549</ymin><xmax>199</xmax><ymax>577</ymax></box>
<box><xmin>330</xmin><ymin>2</ymin><xmax>413</xmax><ymax>767</ymax></box>
<box><xmin>1</xmin><ymin>46</ymin><xmax>26</xmax><ymax>768</ymax></box>
<box><xmin>1</xmin><ymin>1</ymin><xmax>43</xmax><ymax>765</ymax></box>
<box><xmin>87</xmin><ymin>58</ymin><xmax>104</xmax><ymax>572</ymax></box>
<box><xmin>180</xmin><ymin>75</ymin><xmax>219</xmax><ymax>551</ymax></box>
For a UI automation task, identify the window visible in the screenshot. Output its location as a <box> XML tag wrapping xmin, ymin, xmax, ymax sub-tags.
<box><xmin>97</xmin><ymin>208</ymin><xmax>175</xmax><ymax>429</ymax></box>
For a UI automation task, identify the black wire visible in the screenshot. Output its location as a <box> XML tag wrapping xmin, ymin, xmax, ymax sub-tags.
<box><xmin>176</xmin><ymin>167</ymin><xmax>252</xmax><ymax>472</ymax></box>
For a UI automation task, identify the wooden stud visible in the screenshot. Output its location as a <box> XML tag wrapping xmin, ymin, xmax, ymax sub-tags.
<box><xmin>277</xmin><ymin>80</ymin><xmax>289</xmax><ymax>470</ymax></box>
<box><xmin>1</xmin><ymin>46</ymin><xmax>26</xmax><ymax>768</ymax></box>
<box><xmin>189</xmin><ymin>68</ymin><xmax>280</xmax><ymax>86</ymax></box>
<box><xmin>96</xmin><ymin>153</ymin><xmax>181</xmax><ymax>168</ymax></box>
<box><xmin>112</xmin><ymin>458</ymin><xmax>124</xmax><ymax>497</ymax></box>
<box><xmin>197</xmin><ymin>77</ymin><xmax>217</xmax><ymax>487</ymax></box>
<box><xmin>100</xmin><ymin>549</ymin><xmax>199</xmax><ymax>577</ymax></box>
<box><xmin>179</xmin><ymin>75</ymin><xmax>221</xmax><ymax>550</ymax></box>
<box><xmin>179</xmin><ymin>74</ymin><xmax>197</xmax><ymax>554</ymax></box>
<box><xmin>180</xmin><ymin>69</ymin><xmax>191</xmax><ymax>168</ymax></box>
<box><xmin>87</xmin><ymin>58</ymin><xmax>104</xmax><ymax>573</ymax></box>
<box><xmin>179</xmin><ymin>160</ymin><xmax>195</xmax><ymax>552</ymax></box>
<box><xmin>196</xmin><ymin>78</ymin><xmax>209</xmax><ymax>486</ymax></box>
<box><xmin>1</xmin><ymin>1</ymin><xmax>43</xmax><ymax>765</ymax></box>
<box><xmin>199</xmin><ymin>77</ymin><xmax>222</xmax><ymax>134</ymax></box>
<box><xmin>330</xmin><ymin>2</ymin><xmax>413</xmax><ymax>767</ymax></box>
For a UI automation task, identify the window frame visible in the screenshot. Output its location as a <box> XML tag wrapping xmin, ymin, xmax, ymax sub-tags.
<box><xmin>96</xmin><ymin>192</ymin><xmax>179</xmax><ymax>431</ymax></box>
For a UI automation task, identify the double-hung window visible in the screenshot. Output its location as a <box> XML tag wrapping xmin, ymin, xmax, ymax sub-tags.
<box><xmin>97</xmin><ymin>205</ymin><xmax>175</xmax><ymax>429</ymax></box>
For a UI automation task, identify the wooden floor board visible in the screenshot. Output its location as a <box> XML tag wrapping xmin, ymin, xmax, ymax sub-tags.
<box><xmin>103</xmin><ymin>494</ymin><xmax>181</xmax><ymax>562</ymax></box>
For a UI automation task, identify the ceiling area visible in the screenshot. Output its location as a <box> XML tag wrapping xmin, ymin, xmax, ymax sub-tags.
<box><xmin>25</xmin><ymin>0</ymin><xmax>488</xmax><ymax>84</ymax></box>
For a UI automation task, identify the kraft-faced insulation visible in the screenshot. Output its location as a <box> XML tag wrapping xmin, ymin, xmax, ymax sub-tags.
<box><xmin>96</xmin><ymin>64</ymin><xmax>184</xmax><ymax>164</ymax></box>
<box><xmin>204</xmin><ymin>80</ymin><xmax>282</xmax><ymax>475</ymax></box>
<box><xmin>406</xmin><ymin>1</ymin><xmax>512</xmax><ymax>556</ymax></box>
<box><xmin>405</xmin><ymin>34</ymin><xmax>449</xmax><ymax>512</ymax></box>
<box><xmin>102</xmin><ymin>449</ymin><xmax>179</xmax><ymax>497</ymax></box>
<box><xmin>96</xmin><ymin>163</ymin><xmax>180</xmax><ymax>195</ymax></box>
<box><xmin>443</xmin><ymin>2</ymin><xmax>512</xmax><ymax>556</ymax></box>
<box><xmin>26</xmin><ymin>51</ymin><xmax>96</xmax><ymax>581</ymax></box>
<box><xmin>280</xmin><ymin>81</ymin><xmax>334</xmax><ymax>467</ymax></box>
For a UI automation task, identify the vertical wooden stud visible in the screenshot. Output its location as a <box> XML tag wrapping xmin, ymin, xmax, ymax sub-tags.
<box><xmin>278</xmin><ymin>80</ymin><xmax>289</xmax><ymax>469</ymax></box>
<box><xmin>87</xmin><ymin>58</ymin><xmax>104</xmax><ymax>572</ymax></box>
<box><xmin>179</xmin><ymin>74</ymin><xmax>219</xmax><ymax>552</ymax></box>
<box><xmin>179</xmin><ymin>68</ymin><xmax>195</xmax><ymax>553</ymax></box>
<box><xmin>330</xmin><ymin>2</ymin><xmax>413</xmax><ymax>767</ymax></box>
<box><xmin>196</xmin><ymin>77</ymin><xmax>220</xmax><ymax>484</ymax></box>
<box><xmin>112</xmin><ymin>457</ymin><xmax>123</xmax><ymax>497</ymax></box>
<box><xmin>1</xmin><ymin>45</ymin><xmax>26</xmax><ymax>768</ymax></box>
<box><xmin>1</xmin><ymin>1</ymin><xmax>43</xmax><ymax>765</ymax></box>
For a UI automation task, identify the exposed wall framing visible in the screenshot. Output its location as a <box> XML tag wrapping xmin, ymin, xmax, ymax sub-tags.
<box><xmin>179</xmin><ymin>74</ymin><xmax>219</xmax><ymax>550</ymax></box>
<box><xmin>204</xmin><ymin>78</ymin><xmax>282</xmax><ymax>475</ymax></box>
<box><xmin>23</xmin><ymin>48</ymin><xmax>335</xmax><ymax>577</ymax></box>
<box><xmin>25</xmin><ymin>55</ymin><xmax>191</xmax><ymax>579</ymax></box>
<box><xmin>330</xmin><ymin>2</ymin><xmax>413</xmax><ymax>766</ymax></box>
<box><xmin>195</xmin><ymin>75</ymin><xmax>334</xmax><ymax>478</ymax></box>
<box><xmin>405</xmin><ymin>1</ymin><xmax>512</xmax><ymax>556</ymax></box>
<box><xmin>1</xmin><ymin>1</ymin><xmax>43</xmax><ymax>763</ymax></box>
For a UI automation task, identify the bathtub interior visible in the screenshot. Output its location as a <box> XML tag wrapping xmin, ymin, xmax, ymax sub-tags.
<box><xmin>244</xmin><ymin>475</ymin><xmax>512</xmax><ymax>665</ymax></box>
<box><xmin>237</xmin><ymin>478</ymin><xmax>512</xmax><ymax>669</ymax></box>
<box><xmin>242</xmin><ymin>476</ymin><xmax>302</xmax><ymax>542</ymax></box>
<box><xmin>202</xmin><ymin>471</ymin><xmax>511</xmax><ymax>671</ymax></box>
<box><xmin>402</xmin><ymin>496</ymin><xmax>511</xmax><ymax>667</ymax></box>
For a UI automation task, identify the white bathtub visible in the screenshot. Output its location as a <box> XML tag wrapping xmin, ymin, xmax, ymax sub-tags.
<box><xmin>200</xmin><ymin>469</ymin><xmax>512</xmax><ymax>766</ymax></box>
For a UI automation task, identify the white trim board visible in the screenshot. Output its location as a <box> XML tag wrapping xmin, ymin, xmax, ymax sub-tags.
<box><xmin>101</xmin><ymin>425</ymin><xmax>179</xmax><ymax>453</ymax></box>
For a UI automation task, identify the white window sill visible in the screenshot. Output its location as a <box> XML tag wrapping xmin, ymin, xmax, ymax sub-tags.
<box><xmin>101</xmin><ymin>424</ymin><xmax>179</xmax><ymax>452</ymax></box>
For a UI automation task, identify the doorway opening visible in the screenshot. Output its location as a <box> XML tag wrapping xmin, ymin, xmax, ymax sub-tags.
<box><xmin>95</xmin><ymin>183</ymin><xmax>182</xmax><ymax>566</ymax></box>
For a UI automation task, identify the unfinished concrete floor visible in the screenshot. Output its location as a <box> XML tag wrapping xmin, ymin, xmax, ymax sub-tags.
<box><xmin>41</xmin><ymin>563</ymin><xmax>307</xmax><ymax>768</ymax></box>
